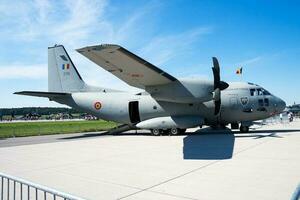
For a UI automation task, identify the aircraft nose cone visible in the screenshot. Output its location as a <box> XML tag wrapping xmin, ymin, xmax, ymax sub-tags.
<box><xmin>276</xmin><ymin>97</ymin><xmax>286</xmax><ymax>113</ymax></box>
<box><xmin>279</xmin><ymin>99</ymin><xmax>286</xmax><ymax>112</ymax></box>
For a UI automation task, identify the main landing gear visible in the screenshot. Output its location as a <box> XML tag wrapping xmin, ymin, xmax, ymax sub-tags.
<box><xmin>150</xmin><ymin>128</ymin><xmax>186</xmax><ymax>136</ymax></box>
<box><xmin>239</xmin><ymin>125</ymin><xmax>249</xmax><ymax>133</ymax></box>
<box><xmin>151</xmin><ymin>129</ymin><xmax>161</xmax><ymax>136</ymax></box>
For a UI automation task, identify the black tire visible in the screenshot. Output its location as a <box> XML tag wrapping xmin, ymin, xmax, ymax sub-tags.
<box><xmin>170</xmin><ymin>128</ymin><xmax>180</xmax><ymax>135</ymax></box>
<box><xmin>151</xmin><ymin>129</ymin><xmax>161</xmax><ymax>136</ymax></box>
<box><xmin>240</xmin><ymin>126</ymin><xmax>249</xmax><ymax>133</ymax></box>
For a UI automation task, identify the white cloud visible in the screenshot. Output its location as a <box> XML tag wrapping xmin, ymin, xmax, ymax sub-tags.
<box><xmin>0</xmin><ymin>64</ymin><xmax>47</xmax><ymax>79</ymax></box>
<box><xmin>138</xmin><ymin>27</ymin><xmax>213</xmax><ymax>65</ymax></box>
<box><xmin>0</xmin><ymin>0</ymin><xmax>213</xmax><ymax>90</ymax></box>
<box><xmin>34</xmin><ymin>0</ymin><xmax>51</xmax><ymax>24</ymax></box>
<box><xmin>50</xmin><ymin>0</ymin><xmax>108</xmax><ymax>47</ymax></box>
<box><xmin>0</xmin><ymin>0</ymin><xmax>108</xmax><ymax>46</ymax></box>
<box><xmin>236</xmin><ymin>56</ymin><xmax>263</xmax><ymax>66</ymax></box>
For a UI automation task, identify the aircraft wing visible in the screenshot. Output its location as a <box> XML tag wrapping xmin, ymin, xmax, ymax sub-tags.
<box><xmin>76</xmin><ymin>44</ymin><xmax>177</xmax><ymax>89</ymax></box>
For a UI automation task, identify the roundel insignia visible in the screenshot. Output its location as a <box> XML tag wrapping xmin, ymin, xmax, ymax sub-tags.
<box><xmin>94</xmin><ymin>102</ymin><xmax>102</xmax><ymax>110</ymax></box>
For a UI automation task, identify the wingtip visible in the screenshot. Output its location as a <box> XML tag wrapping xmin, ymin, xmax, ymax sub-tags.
<box><xmin>76</xmin><ymin>44</ymin><xmax>121</xmax><ymax>52</ymax></box>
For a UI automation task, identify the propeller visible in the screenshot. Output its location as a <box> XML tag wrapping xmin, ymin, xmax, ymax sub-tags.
<box><xmin>212</xmin><ymin>57</ymin><xmax>229</xmax><ymax>115</ymax></box>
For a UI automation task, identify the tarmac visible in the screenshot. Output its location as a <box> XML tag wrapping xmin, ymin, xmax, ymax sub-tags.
<box><xmin>0</xmin><ymin>120</ymin><xmax>300</xmax><ymax>200</ymax></box>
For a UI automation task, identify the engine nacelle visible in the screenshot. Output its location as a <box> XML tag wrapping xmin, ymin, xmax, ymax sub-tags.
<box><xmin>136</xmin><ymin>116</ymin><xmax>204</xmax><ymax>129</ymax></box>
<box><xmin>146</xmin><ymin>79</ymin><xmax>214</xmax><ymax>103</ymax></box>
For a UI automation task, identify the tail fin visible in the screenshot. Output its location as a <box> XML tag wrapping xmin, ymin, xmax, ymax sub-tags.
<box><xmin>48</xmin><ymin>45</ymin><xmax>85</xmax><ymax>92</ymax></box>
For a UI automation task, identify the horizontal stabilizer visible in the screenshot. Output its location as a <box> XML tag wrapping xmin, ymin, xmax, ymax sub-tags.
<box><xmin>14</xmin><ymin>91</ymin><xmax>69</xmax><ymax>98</ymax></box>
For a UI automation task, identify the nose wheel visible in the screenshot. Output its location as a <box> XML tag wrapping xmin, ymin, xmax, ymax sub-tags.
<box><xmin>240</xmin><ymin>125</ymin><xmax>249</xmax><ymax>133</ymax></box>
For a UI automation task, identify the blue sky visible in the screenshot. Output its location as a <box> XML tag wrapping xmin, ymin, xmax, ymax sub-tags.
<box><xmin>0</xmin><ymin>0</ymin><xmax>299</xmax><ymax>108</ymax></box>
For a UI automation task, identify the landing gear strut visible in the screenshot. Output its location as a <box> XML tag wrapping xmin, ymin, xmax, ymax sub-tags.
<box><xmin>239</xmin><ymin>125</ymin><xmax>249</xmax><ymax>133</ymax></box>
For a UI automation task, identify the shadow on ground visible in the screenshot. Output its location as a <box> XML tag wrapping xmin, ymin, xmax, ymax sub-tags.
<box><xmin>60</xmin><ymin>127</ymin><xmax>300</xmax><ymax>140</ymax></box>
<box><xmin>183</xmin><ymin>128</ymin><xmax>235</xmax><ymax>160</ymax></box>
<box><xmin>60</xmin><ymin>132</ymin><xmax>108</xmax><ymax>140</ymax></box>
<box><xmin>60</xmin><ymin>128</ymin><xmax>300</xmax><ymax>161</ymax></box>
<box><xmin>60</xmin><ymin>130</ymin><xmax>150</xmax><ymax>140</ymax></box>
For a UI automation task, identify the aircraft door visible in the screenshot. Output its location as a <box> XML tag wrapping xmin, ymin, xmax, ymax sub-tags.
<box><xmin>129</xmin><ymin>101</ymin><xmax>141</xmax><ymax>123</ymax></box>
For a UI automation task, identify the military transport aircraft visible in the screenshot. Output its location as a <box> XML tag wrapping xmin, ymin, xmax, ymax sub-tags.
<box><xmin>15</xmin><ymin>44</ymin><xmax>286</xmax><ymax>135</ymax></box>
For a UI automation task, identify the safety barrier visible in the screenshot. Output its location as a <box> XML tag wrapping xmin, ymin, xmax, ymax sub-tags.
<box><xmin>0</xmin><ymin>172</ymin><xmax>86</xmax><ymax>200</ymax></box>
<box><xmin>291</xmin><ymin>183</ymin><xmax>300</xmax><ymax>200</ymax></box>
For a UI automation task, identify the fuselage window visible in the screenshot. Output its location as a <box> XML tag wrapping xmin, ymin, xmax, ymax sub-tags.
<box><xmin>264</xmin><ymin>98</ymin><xmax>269</xmax><ymax>106</ymax></box>
<box><xmin>258</xmin><ymin>99</ymin><xmax>264</xmax><ymax>107</ymax></box>
<box><xmin>250</xmin><ymin>89</ymin><xmax>255</xmax><ymax>96</ymax></box>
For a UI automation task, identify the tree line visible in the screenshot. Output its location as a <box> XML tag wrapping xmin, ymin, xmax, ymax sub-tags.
<box><xmin>0</xmin><ymin>107</ymin><xmax>81</xmax><ymax>116</ymax></box>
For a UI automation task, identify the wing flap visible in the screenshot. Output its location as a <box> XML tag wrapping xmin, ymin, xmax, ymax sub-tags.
<box><xmin>77</xmin><ymin>44</ymin><xmax>176</xmax><ymax>89</ymax></box>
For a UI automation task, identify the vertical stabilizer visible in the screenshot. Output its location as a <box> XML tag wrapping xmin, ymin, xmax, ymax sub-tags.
<box><xmin>48</xmin><ymin>45</ymin><xmax>85</xmax><ymax>92</ymax></box>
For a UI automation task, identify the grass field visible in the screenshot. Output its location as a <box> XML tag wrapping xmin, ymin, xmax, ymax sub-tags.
<box><xmin>0</xmin><ymin>120</ymin><xmax>117</xmax><ymax>138</ymax></box>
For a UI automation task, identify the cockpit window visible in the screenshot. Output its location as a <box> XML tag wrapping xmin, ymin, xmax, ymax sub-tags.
<box><xmin>250</xmin><ymin>88</ymin><xmax>271</xmax><ymax>96</ymax></box>
<box><xmin>262</xmin><ymin>90</ymin><xmax>271</xmax><ymax>95</ymax></box>
<box><xmin>257</xmin><ymin>88</ymin><xmax>263</xmax><ymax>95</ymax></box>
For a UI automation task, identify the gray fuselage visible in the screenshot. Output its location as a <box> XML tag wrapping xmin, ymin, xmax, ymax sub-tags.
<box><xmin>55</xmin><ymin>80</ymin><xmax>286</xmax><ymax>127</ymax></box>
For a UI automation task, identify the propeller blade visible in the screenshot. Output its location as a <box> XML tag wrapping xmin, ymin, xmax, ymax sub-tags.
<box><xmin>213</xmin><ymin>88</ymin><xmax>221</xmax><ymax>114</ymax></box>
<box><xmin>212</xmin><ymin>57</ymin><xmax>220</xmax><ymax>89</ymax></box>
<box><xmin>213</xmin><ymin>88</ymin><xmax>220</xmax><ymax>101</ymax></box>
<box><xmin>215</xmin><ymin>100</ymin><xmax>221</xmax><ymax>115</ymax></box>
<box><xmin>211</xmin><ymin>57</ymin><xmax>228</xmax><ymax>115</ymax></box>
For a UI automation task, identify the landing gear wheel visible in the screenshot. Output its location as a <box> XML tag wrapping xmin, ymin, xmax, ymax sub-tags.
<box><xmin>170</xmin><ymin>128</ymin><xmax>180</xmax><ymax>135</ymax></box>
<box><xmin>151</xmin><ymin>129</ymin><xmax>161</xmax><ymax>136</ymax></box>
<box><xmin>240</xmin><ymin>126</ymin><xmax>249</xmax><ymax>133</ymax></box>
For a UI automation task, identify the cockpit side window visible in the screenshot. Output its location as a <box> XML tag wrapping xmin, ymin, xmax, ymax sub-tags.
<box><xmin>257</xmin><ymin>88</ymin><xmax>263</xmax><ymax>96</ymax></box>
<box><xmin>264</xmin><ymin>98</ymin><xmax>269</xmax><ymax>106</ymax></box>
<box><xmin>258</xmin><ymin>99</ymin><xmax>264</xmax><ymax>106</ymax></box>
<box><xmin>250</xmin><ymin>89</ymin><xmax>256</xmax><ymax>96</ymax></box>
<box><xmin>262</xmin><ymin>89</ymin><xmax>271</xmax><ymax>95</ymax></box>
